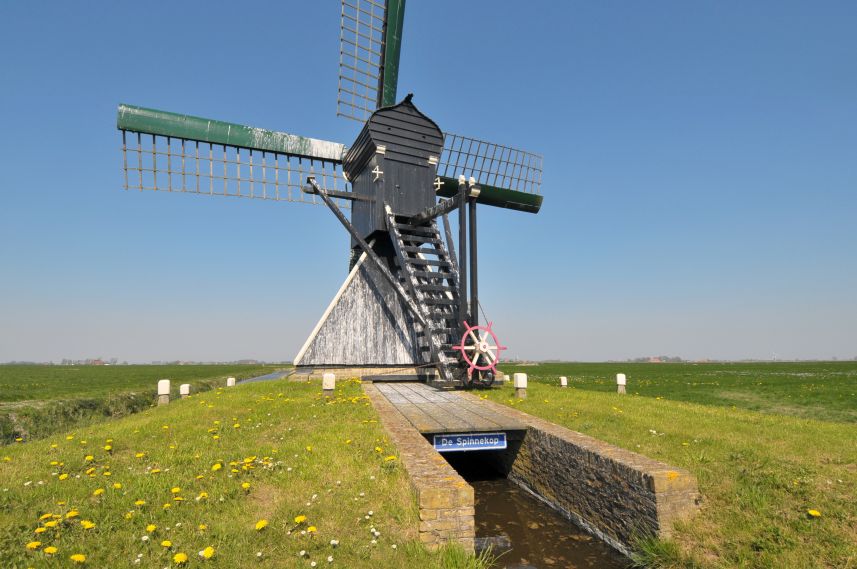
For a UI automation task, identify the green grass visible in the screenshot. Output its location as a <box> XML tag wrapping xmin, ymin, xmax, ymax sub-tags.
<box><xmin>501</xmin><ymin>361</ymin><xmax>857</xmax><ymax>423</ymax></box>
<box><xmin>0</xmin><ymin>365</ymin><xmax>282</xmax><ymax>402</ymax></box>
<box><xmin>486</xmin><ymin>366</ymin><xmax>857</xmax><ymax>568</ymax></box>
<box><xmin>0</xmin><ymin>379</ymin><xmax>488</xmax><ymax>569</ymax></box>
<box><xmin>0</xmin><ymin>365</ymin><xmax>280</xmax><ymax>444</ymax></box>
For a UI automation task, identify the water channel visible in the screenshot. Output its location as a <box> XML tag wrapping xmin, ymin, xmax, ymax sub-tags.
<box><xmin>444</xmin><ymin>452</ymin><xmax>628</xmax><ymax>569</ymax></box>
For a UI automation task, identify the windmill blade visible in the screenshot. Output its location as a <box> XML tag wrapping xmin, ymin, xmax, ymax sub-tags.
<box><xmin>436</xmin><ymin>132</ymin><xmax>544</xmax><ymax>214</ymax></box>
<box><xmin>117</xmin><ymin>104</ymin><xmax>352</xmax><ymax>208</ymax></box>
<box><xmin>337</xmin><ymin>0</ymin><xmax>405</xmax><ymax>123</ymax></box>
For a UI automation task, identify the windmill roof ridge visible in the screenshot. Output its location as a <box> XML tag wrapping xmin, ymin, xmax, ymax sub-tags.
<box><xmin>370</xmin><ymin>93</ymin><xmax>442</xmax><ymax>135</ymax></box>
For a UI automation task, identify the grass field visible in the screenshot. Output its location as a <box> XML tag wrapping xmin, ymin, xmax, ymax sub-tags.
<box><xmin>488</xmin><ymin>362</ymin><xmax>857</xmax><ymax>568</ymax></box>
<box><xmin>500</xmin><ymin>361</ymin><xmax>857</xmax><ymax>423</ymax></box>
<box><xmin>0</xmin><ymin>379</ymin><xmax>488</xmax><ymax>569</ymax></box>
<box><xmin>0</xmin><ymin>365</ymin><xmax>282</xmax><ymax>402</ymax></box>
<box><xmin>1</xmin><ymin>362</ymin><xmax>854</xmax><ymax>567</ymax></box>
<box><xmin>0</xmin><ymin>365</ymin><xmax>279</xmax><ymax>444</ymax></box>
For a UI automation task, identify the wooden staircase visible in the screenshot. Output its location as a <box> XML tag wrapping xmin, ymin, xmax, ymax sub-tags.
<box><xmin>385</xmin><ymin>206</ymin><xmax>462</xmax><ymax>386</ymax></box>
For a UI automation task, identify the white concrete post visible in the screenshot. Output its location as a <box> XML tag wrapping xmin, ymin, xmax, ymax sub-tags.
<box><xmin>322</xmin><ymin>373</ymin><xmax>336</xmax><ymax>396</ymax></box>
<box><xmin>226</xmin><ymin>376</ymin><xmax>236</xmax><ymax>387</ymax></box>
<box><xmin>560</xmin><ymin>376</ymin><xmax>568</xmax><ymax>388</ymax></box>
<box><xmin>616</xmin><ymin>373</ymin><xmax>627</xmax><ymax>395</ymax></box>
<box><xmin>179</xmin><ymin>384</ymin><xmax>190</xmax><ymax>398</ymax></box>
<box><xmin>157</xmin><ymin>379</ymin><xmax>171</xmax><ymax>406</ymax></box>
<box><xmin>513</xmin><ymin>373</ymin><xmax>528</xmax><ymax>399</ymax></box>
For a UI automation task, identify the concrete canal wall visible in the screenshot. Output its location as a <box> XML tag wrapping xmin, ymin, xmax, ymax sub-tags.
<box><xmin>465</xmin><ymin>394</ymin><xmax>701</xmax><ymax>556</ymax></box>
<box><xmin>365</xmin><ymin>383</ymin><xmax>700</xmax><ymax>557</ymax></box>
<box><xmin>363</xmin><ymin>384</ymin><xmax>475</xmax><ymax>551</ymax></box>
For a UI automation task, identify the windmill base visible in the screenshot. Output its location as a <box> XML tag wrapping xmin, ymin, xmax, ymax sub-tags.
<box><xmin>294</xmin><ymin>247</ymin><xmax>452</xmax><ymax>385</ymax></box>
<box><xmin>292</xmin><ymin>366</ymin><xmax>437</xmax><ymax>382</ymax></box>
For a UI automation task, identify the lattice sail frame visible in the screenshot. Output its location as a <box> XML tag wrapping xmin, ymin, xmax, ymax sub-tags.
<box><xmin>120</xmin><ymin>130</ymin><xmax>352</xmax><ymax>209</ymax></box>
<box><xmin>337</xmin><ymin>0</ymin><xmax>386</xmax><ymax>122</ymax></box>
<box><xmin>438</xmin><ymin>133</ymin><xmax>543</xmax><ymax>195</ymax></box>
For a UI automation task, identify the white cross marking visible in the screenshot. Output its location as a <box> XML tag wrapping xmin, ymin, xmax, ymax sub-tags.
<box><xmin>372</xmin><ymin>165</ymin><xmax>383</xmax><ymax>181</ymax></box>
<box><xmin>434</xmin><ymin>177</ymin><xmax>442</xmax><ymax>192</ymax></box>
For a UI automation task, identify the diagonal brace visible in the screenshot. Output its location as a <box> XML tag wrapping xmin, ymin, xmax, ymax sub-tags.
<box><xmin>305</xmin><ymin>177</ymin><xmax>427</xmax><ymax>327</ymax></box>
<box><xmin>406</xmin><ymin>192</ymin><xmax>464</xmax><ymax>225</ymax></box>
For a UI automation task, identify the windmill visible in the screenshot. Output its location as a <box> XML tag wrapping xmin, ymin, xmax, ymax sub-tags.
<box><xmin>116</xmin><ymin>0</ymin><xmax>543</xmax><ymax>388</ymax></box>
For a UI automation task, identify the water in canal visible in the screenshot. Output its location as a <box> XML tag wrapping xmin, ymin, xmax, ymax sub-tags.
<box><xmin>445</xmin><ymin>453</ymin><xmax>628</xmax><ymax>569</ymax></box>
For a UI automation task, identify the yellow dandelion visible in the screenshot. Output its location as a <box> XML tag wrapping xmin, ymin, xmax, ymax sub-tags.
<box><xmin>135</xmin><ymin>452</ymin><xmax>145</xmax><ymax>458</ymax></box>
<box><xmin>70</xmin><ymin>553</ymin><xmax>86</xmax><ymax>563</ymax></box>
<box><xmin>163</xmin><ymin>503</ymin><xmax>172</xmax><ymax>510</ymax></box>
<box><xmin>233</xmin><ymin>423</ymin><xmax>240</xmax><ymax>429</ymax></box>
<box><xmin>255</xmin><ymin>519</ymin><xmax>268</xmax><ymax>531</ymax></box>
<box><xmin>807</xmin><ymin>509</ymin><xmax>822</xmax><ymax>518</ymax></box>
<box><xmin>161</xmin><ymin>540</ymin><xmax>173</xmax><ymax>548</ymax></box>
<box><xmin>85</xmin><ymin>467</ymin><xmax>96</xmax><ymax>476</ymax></box>
<box><xmin>134</xmin><ymin>499</ymin><xmax>146</xmax><ymax>506</ymax></box>
<box><xmin>34</xmin><ymin>527</ymin><xmax>47</xmax><ymax>534</ymax></box>
<box><xmin>294</xmin><ymin>515</ymin><xmax>307</xmax><ymax>524</ymax></box>
<box><xmin>113</xmin><ymin>482</ymin><xmax>122</xmax><ymax>489</ymax></box>
<box><xmin>173</xmin><ymin>552</ymin><xmax>189</xmax><ymax>565</ymax></box>
<box><xmin>103</xmin><ymin>471</ymin><xmax>111</xmax><ymax>477</ymax></box>
<box><xmin>65</xmin><ymin>510</ymin><xmax>79</xmax><ymax>519</ymax></box>
<box><xmin>93</xmin><ymin>488</ymin><xmax>105</xmax><ymax>496</ymax></box>
<box><xmin>211</xmin><ymin>463</ymin><xmax>222</xmax><ymax>472</ymax></box>
<box><xmin>384</xmin><ymin>455</ymin><xmax>397</xmax><ymax>462</ymax></box>
<box><xmin>44</xmin><ymin>520</ymin><xmax>58</xmax><ymax>528</ymax></box>
<box><xmin>374</xmin><ymin>446</ymin><xmax>383</xmax><ymax>453</ymax></box>
<box><xmin>241</xmin><ymin>482</ymin><xmax>251</xmax><ymax>491</ymax></box>
<box><xmin>345</xmin><ymin>439</ymin><xmax>352</xmax><ymax>445</ymax></box>
<box><xmin>58</xmin><ymin>473</ymin><xmax>69</xmax><ymax>481</ymax></box>
<box><xmin>44</xmin><ymin>545</ymin><xmax>58</xmax><ymax>554</ymax></box>
<box><xmin>146</xmin><ymin>524</ymin><xmax>157</xmax><ymax>533</ymax></box>
<box><xmin>307</xmin><ymin>525</ymin><xmax>317</xmax><ymax>533</ymax></box>
<box><xmin>196</xmin><ymin>492</ymin><xmax>208</xmax><ymax>500</ymax></box>
<box><xmin>173</xmin><ymin>496</ymin><xmax>184</xmax><ymax>502</ymax></box>
<box><xmin>171</xmin><ymin>487</ymin><xmax>181</xmax><ymax>494</ymax></box>
<box><xmin>200</xmin><ymin>546</ymin><xmax>215</xmax><ymax>559</ymax></box>
<box><xmin>84</xmin><ymin>455</ymin><xmax>94</xmax><ymax>461</ymax></box>
<box><xmin>26</xmin><ymin>541</ymin><xmax>42</xmax><ymax>550</ymax></box>
<box><xmin>104</xmin><ymin>445</ymin><xmax>112</xmax><ymax>452</ymax></box>
<box><xmin>124</xmin><ymin>511</ymin><xmax>134</xmax><ymax>520</ymax></box>
<box><xmin>305</xmin><ymin>445</ymin><xmax>312</xmax><ymax>452</ymax></box>
<box><xmin>150</xmin><ymin>468</ymin><xmax>161</xmax><ymax>474</ymax></box>
<box><xmin>39</xmin><ymin>513</ymin><xmax>53</xmax><ymax>520</ymax></box>
<box><xmin>198</xmin><ymin>524</ymin><xmax>207</xmax><ymax>531</ymax></box>
<box><xmin>81</xmin><ymin>520</ymin><xmax>96</xmax><ymax>529</ymax></box>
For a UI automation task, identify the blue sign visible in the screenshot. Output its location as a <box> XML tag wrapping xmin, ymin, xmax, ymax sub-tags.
<box><xmin>433</xmin><ymin>432</ymin><xmax>507</xmax><ymax>452</ymax></box>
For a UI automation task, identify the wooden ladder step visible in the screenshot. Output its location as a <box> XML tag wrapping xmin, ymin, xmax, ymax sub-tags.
<box><xmin>424</xmin><ymin>298</ymin><xmax>457</xmax><ymax>306</ymax></box>
<box><xmin>407</xmin><ymin>258</ymin><xmax>451</xmax><ymax>267</ymax></box>
<box><xmin>402</xmin><ymin>245</ymin><xmax>442</xmax><ymax>254</ymax></box>
<box><xmin>413</xmin><ymin>270</ymin><xmax>452</xmax><ymax>279</ymax></box>
<box><xmin>416</xmin><ymin>283</ymin><xmax>456</xmax><ymax>292</ymax></box>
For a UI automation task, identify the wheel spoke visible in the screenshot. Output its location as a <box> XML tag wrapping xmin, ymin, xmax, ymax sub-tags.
<box><xmin>468</xmin><ymin>329</ymin><xmax>479</xmax><ymax>345</ymax></box>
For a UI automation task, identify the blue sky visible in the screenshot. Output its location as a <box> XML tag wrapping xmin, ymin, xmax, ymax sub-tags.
<box><xmin>1</xmin><ymin>1</ymin><xmax>855</xmax><ymax>363</ymax></box>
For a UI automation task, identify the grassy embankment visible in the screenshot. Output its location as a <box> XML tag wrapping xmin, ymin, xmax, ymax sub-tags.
<box><xmin>0</xmin><ymin>365</ymin><xmax>281</xmax><ymax>443</ymax></box>
<box><xmin>488</xmin><ymin>363</ymin><xmax>857</xmax><ymax>568</ymax></box>
<box><xmin>0</xmin><ymin>378</ymin><xmax>489</xmax><ymax>568</ymax></box>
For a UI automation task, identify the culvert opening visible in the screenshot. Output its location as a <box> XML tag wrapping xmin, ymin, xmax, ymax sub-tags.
<box><xmin>432</xmin><ymin>433</ymin><xmax>628</xmax><ymax>569</ymax></box>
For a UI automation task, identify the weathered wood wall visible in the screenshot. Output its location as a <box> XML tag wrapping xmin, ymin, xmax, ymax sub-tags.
<box><xmin>294</xmin><ymin>255</ymin><xmax>420</xmax><ymax>367</ymax></box>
